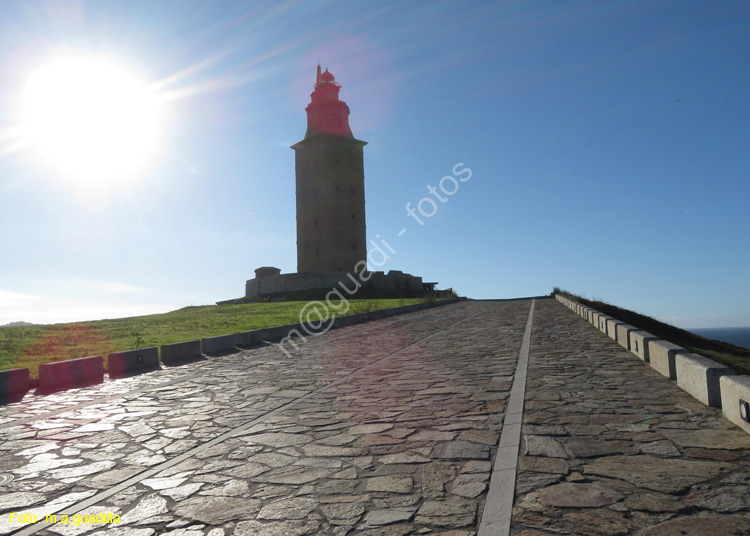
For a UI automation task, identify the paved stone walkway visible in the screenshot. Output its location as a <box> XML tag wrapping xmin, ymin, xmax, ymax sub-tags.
<box><xmin>514</xmin><ymin>299</ymin><xmax>750</xmax><ymax>535</ymax></box>
<box><xmin>0</xmin><ymin>298</ymin><xmax>748</xmax><ymax>536</ymax></box>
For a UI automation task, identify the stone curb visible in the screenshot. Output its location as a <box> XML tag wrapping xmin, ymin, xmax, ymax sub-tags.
<box><xmin>630</xmin><ymin>330</ymin><xmax>658</xmax><ymax>362</ymax></box>
<box><xmin>0</xmin><ymin>368</ymin><xmax>30</xmax><ymax>402</ymax></box>
<box><xmin>605</xmin><ymin>317</ymin><xmax>625</xmax><ymax>342</ymax></box>
<box><xmin>333</xmin><ymin>315</ymin><xmax>356</xmax><ymax>327</ymax></box>
<box><xmin>261</xmin><ymin>325</ymin><xmax>295</xmax><ymax>342</ymax></box>
<box><xmin>677</xmin><ymin>353</ymin><xmax>735</xmax><ymax>407</ymax></box>
<box><xmin>596</xmin><ymin>313</ymin><xmax>613</xmax><ymax>334</ymax></box>
<box><xmin>161</xmin><ymin>340</ymin><xmax>202</xmax><ymax>365</ymax></box>
<box><xmin>720</xmin><ymin>375</ymin><xmax>750</xmax><ymax>433</ymax></box>
<box><xmin>108</xmin><ymin>347</ymin><xmax>160</xmax><ymax>378</ymax></box>
<box><xmin>234</xmin><ymin>330</ymin><xmax>265</xmax><ymax>347</ymax></box>
<box><xmin>648</xmin><ymin>340</ymin><xmax>689</xmax><ymax>380</ymax></box>
<box><xmin>615</xmin><ymin>323</ymin><xmax>638</xmax><ymax>350</ymax></box>
<box><xmin>38</xmin><ymin>355</ymin><xmax>104</xmax><ymax>392</ymax></box>
<box><xmin>554</xmin><ymin>294</ymin><xmax>745</xmax><ymax>433</ymax></box>
<box><xmin>201</xmin><ymin>334</ymin><xmax>238</xmax><ymax>355</ymax></box>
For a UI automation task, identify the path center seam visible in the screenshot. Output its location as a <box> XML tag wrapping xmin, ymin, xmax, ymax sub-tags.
<box><xmin>478</xmin><ymin>298</ymin><xmax>535</xmax><ymax>536</ymax></box>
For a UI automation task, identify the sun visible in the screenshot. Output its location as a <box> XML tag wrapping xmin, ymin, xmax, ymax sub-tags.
<box><xmin>24</xmin><ymin>57</ymin><xmax>162</xmax><ymax>191</ymax></box>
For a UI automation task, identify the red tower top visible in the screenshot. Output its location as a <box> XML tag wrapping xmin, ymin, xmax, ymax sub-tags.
<box><xmin>304</xmin><ymin>65</ymin><xmax>353</xmax><ymax>139</ymax></box>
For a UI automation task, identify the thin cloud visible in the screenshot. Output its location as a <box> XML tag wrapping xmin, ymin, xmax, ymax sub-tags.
<box><xmin>0</xmin><ymin>293</ymin><xmax>176</xmax><ymax>325</ymax></box>
<box><xmin>0</xmin><ymin>288</ymin><xmax>46</xmax><ymax>307</ymax></box>
<box><xmin>98</xmin><ymin>282</ymin><xmax>144</xmax><ymax>293</ymax></box>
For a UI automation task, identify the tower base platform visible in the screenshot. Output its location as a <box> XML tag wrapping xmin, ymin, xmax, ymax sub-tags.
<box><xmin>217</xmin><ymin>269</ymin><xmax>449</xmax><ymax>304</ymax></box>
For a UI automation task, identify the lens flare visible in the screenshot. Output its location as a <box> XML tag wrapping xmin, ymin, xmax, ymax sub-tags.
<box><xmin>23</xmin><ymin>57</ymin><xmax>162</xmax><ymax>193</ymax></box>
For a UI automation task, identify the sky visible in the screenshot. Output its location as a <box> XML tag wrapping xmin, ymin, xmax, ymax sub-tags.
<box><xmin>0</xmin><ymin>0</ymin><xmax>748</xmax><ymax>329</ymax></box>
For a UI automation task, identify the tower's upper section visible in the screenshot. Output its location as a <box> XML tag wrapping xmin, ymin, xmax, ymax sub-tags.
<box><xmin>304</xmin><ymin>65</ymin><xmax>354</xmax><ymax>139</ymax></box>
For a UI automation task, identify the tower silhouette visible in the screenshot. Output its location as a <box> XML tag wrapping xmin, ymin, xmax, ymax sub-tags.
<box><xmin>291</xmin><ymin>66</ymin><xmax>367</xmax><ymax>273</ymax></box>
<box><xmin>231</xmin><ymin>65</ymin><xmax>441</xmax><ymax>303</ymax></box>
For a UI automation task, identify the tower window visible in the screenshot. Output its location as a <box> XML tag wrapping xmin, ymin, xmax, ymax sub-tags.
<box><xmin>336</xmin><ymin>186</ymin><xmax>340</xmax><ymax>192</ymax></box>
<box><xmin>350</xmin><ymin>188</ymin><xmax>354</xmax><ymax>194</ymax></box>
<box><xmin>315</xmin><ymin>219</ymin><xmax>318</xmax><ymax>226</ymax></box>
<box><xmin>351</xmin><ymin>214</ymin><xmax>355</xmax><ymax>220</ymax></box>
<box><xmin>335</xmin><ymin>158</ymin><xmax>340</xmax><ymax>166</ymax></box>
<box><xmin>316</xmin><ymin>249</ymin><xmax>319</xmax><ymax>256</ymax></box>
<box><xmin>352</xmin><ymin>244</ymin><xmax>356</xmax><ymax>250</ymax></box>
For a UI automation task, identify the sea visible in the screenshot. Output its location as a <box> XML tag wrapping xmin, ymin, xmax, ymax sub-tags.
<box><xmin>690</xmin><ymin>327</ymin><xmax>750</xmax><ymax>350</ymax></box>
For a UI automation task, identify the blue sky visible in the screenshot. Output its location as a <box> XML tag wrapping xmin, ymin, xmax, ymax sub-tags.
<box><xmin>0</xmin><ymin>0</ymin><xmax>748</xmax><ymax>329</ymax></box>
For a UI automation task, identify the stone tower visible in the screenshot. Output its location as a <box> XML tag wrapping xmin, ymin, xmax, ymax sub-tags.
<box><xmin>291</xmin><ymin>66</ymin><xmax>367</xmax><ymax>273</ymax></box>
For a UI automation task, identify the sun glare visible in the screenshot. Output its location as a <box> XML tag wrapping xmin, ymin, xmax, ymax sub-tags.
<box><xmin>24</xmin><ymin>58</ymin><xmax>161</xmax><ymax>192</ymax></box>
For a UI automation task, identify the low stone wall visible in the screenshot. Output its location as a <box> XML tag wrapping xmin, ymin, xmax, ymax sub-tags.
<box><xmin>555</xmin><ymin>294</ymin><xmax>749</xmax><ymax>435</ymax></box>
<box><xmin>37</xmin><ymin>355</ymin><xmax>104</xmax><ymax>392</ymax></box>
<box><xmin>108</xmin><ymin>347</ymin><xmax>160</xmax><ymax>378</ymax></box>
<box><xmin>201</xmin><ymin>335</ymin><xmax>237</xmax><ymax>355</ymax></box>
<box><xmin>615</xmin><ymin>323</ymin><xmax>637</xmax><ymax>350</ymax></box>
<box><xmin>234</xmin><ymin>330</ymin><xmax>265</xmax><ymax>347</ymax></box>
<box><xmin>648</xmin><ymin>340</ymin><xmax>689</xmax><ymax>380</ymax></box>
<box><xmin>605</xmin><ymin>317</ymin><xmax>624</xmax><ymax>342</ymax></box>
<box><xmin>676</xmin><ymin>353</ymin><xmax>735</xmax><ymax>408</ymax></box>
<box><xmin>262</xmin><ymin>325</ymin><xmax>299</xmax><ymax>342</ymax></box>
<box><xmin>720</xmin><ymin>375</ymin><xmax>750</xmax><ymax>433</ymax></box>
<box><xmin>0</xmin><ymin>368</ymin><xmax>30</xmax><ymax>402</ymax></box>
<box><xmin>333</xmin><ymin>315</ymin><xmax>356</xmax><ymax>327</ymax></box>
<box><xmin>161</xmin><ymin>340</ymin><xmax>202</xmax><ymax>365</ymax></box>
<box><xmin>629</xmin><ymin>330</ymin><xmax>658</xmax><ymax>362</ymax></box>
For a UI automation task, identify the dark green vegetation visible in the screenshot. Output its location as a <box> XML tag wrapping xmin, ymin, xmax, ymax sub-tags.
<box><xmin>555</xmin><ymin>288</ymin><xmax>750</xmax><ymax>376</ymax></box>
<box><xmin>0</xmin><ymin>299</ymin><xmax>426</xmax><ymax>379</ymax></box>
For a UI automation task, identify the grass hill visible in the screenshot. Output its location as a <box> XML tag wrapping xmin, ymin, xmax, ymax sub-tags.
<box><xmin>0</xmin><ymin>298</ymin><xmax>425</xmax><ymax>380</ymax></box>
<box><xmin>555</xmin><ymin>288</ymin><xmax>750</xmax><ymax>375</ymax></box>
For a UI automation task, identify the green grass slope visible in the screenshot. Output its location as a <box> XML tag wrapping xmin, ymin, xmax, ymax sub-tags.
<box><xmin>555</xmin><ymin>288</ymin><xmax>750</xmax><ymax>376</ymax></box>
<box><xmin>0</xmin><ymin>298</ymin><xmax>426</xmax><ymax>379</ymax></box>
